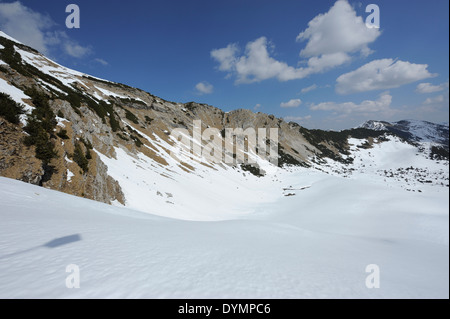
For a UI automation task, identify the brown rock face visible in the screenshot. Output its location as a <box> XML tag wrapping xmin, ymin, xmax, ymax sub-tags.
<box><xmin>0</xmin><ymin>119</ymin><xmax>44</xmax><ymax>185</ymax></box>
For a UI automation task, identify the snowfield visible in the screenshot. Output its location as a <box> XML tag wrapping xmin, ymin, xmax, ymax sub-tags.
<box><xmin>0</xmin><ymin>167</ymin><xmax>448</xmax><ymax>298</ymax></box>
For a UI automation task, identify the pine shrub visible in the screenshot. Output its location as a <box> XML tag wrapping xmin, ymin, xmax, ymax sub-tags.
<box><xmin>0</xmin><ymin>93</ymin><xmax>24</xmax><ymax>124</ymax></box>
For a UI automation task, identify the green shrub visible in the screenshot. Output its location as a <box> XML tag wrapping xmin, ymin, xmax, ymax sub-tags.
<box><xmin>57</xmin><ymin>129</ymin><xmax>70</xmax><ymax>139</ymax></box>
<box><xmin>23</xmin><ymin>122</ymin><xmax>57</xmax><ymax>165</ymax></box>
<box><xmin>130</xmin><ymin>135</ymin><xmax>143</xmax><ymax>148</ymax></box>
<box><xmin>34</xmin><ymin>130</ymin><xmax>57</xmax><ymax>163</ymax></box>
<box><xmin>125</xmin><ymin>109</ymin><xmax>139</xmax><ymax>124</ymax></box>
<box><xmin>85</xmin><ymin>149</ymin><xmax>92</xmax><ymax>160</ymax></box>
<box><xmin>431</xmin><ymin>146</ymin><xmax>449</xmax><ymax>160</ymax></box>
<box><xmin>23</xmin><ymin>88</ymin><xmax>56</xmax><ymax>134</ymax></box>
<box><xmin>145</xmin><ymin>115</ymin><xmax>153</xmax><ymax>124</ymax></box>
<box><xmin>73</xmin><ymin>142</ymin><xmax>89</xmax><ymax>173</ymax></box>
<box><xmin>0</xmin><ymin>93</ymin><xmax>24</xmax><ymax>124</ymax></box>
<box><xmin>109</xmin><ymin>112</ymin><xmax>120</xmax><ymax>132</ymax></box>
<box><xmin>117</xmin><ymin>133</ymin><xmax>129</xmax><ymax>141</ymax></box>
<box><xmin>241</xmin><ymin>164</ymin><xmax>264</xmax><ymax>177</ymax></box>
<box><xmin>80</xmin><ymin>137</ymin><xmax>93</xmax><ymax>149</ymax></box>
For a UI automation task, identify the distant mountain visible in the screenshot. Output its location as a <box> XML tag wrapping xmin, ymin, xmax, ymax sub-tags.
<box><xmin>359</xmin><ymin>120</ymin><xmax>449</xmax><ymax>148</ymax></box>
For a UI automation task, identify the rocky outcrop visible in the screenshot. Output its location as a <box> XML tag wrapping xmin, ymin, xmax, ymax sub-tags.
<box><xmin>0</xmin><ymin>119</ymin><xmax>44</xmax><ymax>185</ymax></box>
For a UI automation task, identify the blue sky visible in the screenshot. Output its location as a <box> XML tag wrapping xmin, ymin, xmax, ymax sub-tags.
<box><xmin>0</xmin><ymin>0</ymin><xmax>448</xmax><ymax>129</ymax></box>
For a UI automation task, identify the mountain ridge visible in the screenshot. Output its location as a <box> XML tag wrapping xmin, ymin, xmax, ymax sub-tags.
<box><xmin>1</xmin><ymin>30</ymin><xmax>448</xmax><ymax>218</ymax></box>
<box><xmin>359</xmin><ymin>119</ymin><xmax>449</xmax><ymax>148</ymax></box>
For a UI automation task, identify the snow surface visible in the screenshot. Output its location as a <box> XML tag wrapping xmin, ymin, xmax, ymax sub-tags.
<box><xmin>401</xmin><ymin>119</ymin><xmax>448</xmax><ymax>143</ymax></box>
<box><xmin>13</xmin><ymin>44</ymin><xmax>110</xmax><ymax>90</ymax></box>
<box><xmin>38</xmin><ymin>79</ymin><xmax>67</xmax><ymax>96</ymax></box>
<box><xmin>0</xmin><ymin>44</ymin><xmax>4</xmax><ymax>50</ymax></box>
<box><xmin>66</xmin><ymin>169</ymin><xmax>74</xmax><ymax>182</ymax></box>
<box><xmin>56</xmin><ymin>116</ymin><xmax>67</xmax><ymax>128</ymax></box>
<box><xmin>15</xmin><ymin>47</ymin><xmax>84</xmax><ymax>88</ymax></box>
<box><xmin>0</xmin><ymin>166</ymin><xmax>448</xmax><ymax>299</ymax></box>
<box><xmin>312</xmin><ymin>135</ymin><xmax>449</xmax><ymax>192</ymax></box>
<box><xmin>360</xmin><ymin>119</ymin><xmax>449</xmax><ymax>144</ymax></box>
<box><xmin>64</xmin><ymin>155</ymin><xmax>73</xmax><ymax>164</ymax></box>
<box><xmin>0</xmin><ymin>78</ymin><xmax>30</xmax><ymax>106</ymax></box>
<box><xmin>93</xmin><ymin>86</ymin><xmax>146</xmax><ymax>104</ymax></box>
<box><xmin>0</xmin><ymin>31</ymin><xmax>22</xmax><ymax>44</ymax></box>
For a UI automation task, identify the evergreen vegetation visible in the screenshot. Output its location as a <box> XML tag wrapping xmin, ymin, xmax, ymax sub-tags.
<box><xmin>241</xmin><ymin>164</ymin><xmax>264</xmax><ymax>177</ymax></box>
<box><xmin>0</xmin><ymin>93</ymin><xmax>24</xmax><ymax>124</ymax></box>
<box><xmin>56</xmin><ymin>129</ymin><xmax>70</xmax><ymax>139</ymax></box>
<box><xmin>125</xmin><ymin>109</ymin><xmax>139</xmax><ymax>124</ymax></box>
<box><xmin>22</xmin><ymin>89</ymin><xmax>58</xmax><ymax>165</ymax></box>
<box><xmin>72</xmin><ymin>142</ymin><xmax>89</xmax><ymax>173</ymax></box>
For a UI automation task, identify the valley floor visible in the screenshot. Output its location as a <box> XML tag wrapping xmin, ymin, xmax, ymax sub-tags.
<box><xmin>0</xmin><ymin>168</ymin><xmax>448</xmax><ymax>299</ymax></box>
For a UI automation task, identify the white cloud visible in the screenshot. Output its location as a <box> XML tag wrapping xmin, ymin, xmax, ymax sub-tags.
<box><xmin>211</xmin><ymin>0</ymin><xmax>380</xmax><ymax>84</ymax></box>
<box><xmin>284</xmin><ymin>115</ymin><xmax>312</xmax><ymax>122</ymax></box>
<box><xmin>310</xmin><ymin>92</ymin><xmax>393</xmax><ymax>115</ymax></box>
<box><xmin>300</xmin><ymin>84</ymin><xmax>318</xmax><ymax>94</ymax></box>
<box><xmin>304</xmin><ymin>52</ymin><xmax>351</xmax><ymax>74</ymax></box>
<box><xmin>423</xmin><ymin>91</ymin><xmax>449</xmax><ymax>105</ymax></box>
<box><xmin>211</xmin><ymin>37</ymin><xmax>308</xmax><ymax>84</ymax></box>
<box><xmin>297</xmin><ymin>0</ymin><xmax>380</xmax><ymax>67</ymax></box>
<box><xmin>254</xmin><ymin>104</ymin><xmax>261</xmax><ymax>111</ymax></box>
<box><xmin>63</xmin><ymin>41</ymin><xmax>92</xmax><ymax>58</ymax></box>
<box><xmin>211</xmin><ymin>44</ymin><xmax>239</xmax><ymax>72</ymax></box>
<box><xmin>95</xmin><ymin>58</ymin><xmax>109</xmax><ymax>66</ymax></box>
<box><xmin>0</xmin><ymin>1</ymin><xmax>91</xmax><ymax>58</ymax></box>
<box><xmin>336</xmin><ymin>59</ymin><xmax>436</xmax><ymax>95</ymax></box>
<box><xmin>416</xmin><ymin>81</ymin><xmax>449</xmax><ymax>94</ymax></box>
<box><xmin>0</xmin><ymin>1</ymin><xmax>53</xmax><ymax>54</ymax></box>
<box><xmin>297</xmin><ymin>0</ymin><xmax>380</xmax><ymax>57</ymax></box>
<box><xmin>281</xmin><ymin>99</ymin><xmax>302</xmax><ymax>108</ymax></box>
<box><xmin>414</xmin><ymin>90</ymin><xmax>449</xmax><ymax>121</ymax></box>
<box><xmin>195</xmin><ymin>82</ymin><xmax>214</xmax><ymax>95</ymax></box>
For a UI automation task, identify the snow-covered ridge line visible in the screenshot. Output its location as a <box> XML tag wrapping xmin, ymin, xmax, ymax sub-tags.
<box><xmin>359</xmin><ymin>119</ymin><xmax>449</xmax><ymax>145</ymax></box>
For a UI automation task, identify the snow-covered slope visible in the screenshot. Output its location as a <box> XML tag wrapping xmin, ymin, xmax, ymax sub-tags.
<box><xmin>360</xmin><ymin>120</ymin><xmax>449</xmax><ymax>146</ymax></box>
<box><xmin>314</xmin><ymin>135</ymin><xmax>449</xmax><ymax>191</ymax></box>
<box><xmin>0</xmin><ymin>175</ymin><xmax>448</xmax><ymax>299</ymax></box>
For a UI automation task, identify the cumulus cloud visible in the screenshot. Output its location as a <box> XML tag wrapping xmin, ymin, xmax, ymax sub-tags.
<box><xmin>254</xmin><ymin>104</ymin><xmax>261</xmax><ymax>111</ymax></box>
<box><xmin>212</xmin><ymin>37</ymin><xmax>308</xmax><ymax>84</ymax></box>
<box><xmin>336</xmin><ymin>59</ymin><xmax>436</xmax><ymax>95</ymax></box>
<box><xmin>64</xmin><ymin>41</ymin><xmax>92</xmax><ymax>58</ymax></box>
<box><xmin>195</xmin><ymin>82</ymin><xmax>214</xmax><ymax>95</ymax></box>
<box><xmin>297</xmin><ymin>0</ymin><xmax>380</xmax><ymax>58</ymax></box>
<box><xmin>416</xmin><ymin>81</ymin><xmax>449</xmax><ymax>94</ymax></box>
<box><xmin>210</xmin><ymin>44</ymin><xmax>239</xmax><ymax>72</ymax></box>
<box><xmin>281</xmin><ymin>99</ymin><xmax>302</xmax><ymax>108</ymax></box>
<box><xmin>284</xmin><ymin>115</ymin><xmax>312</xmax><ymax>122</ymax></box>
<box><xmin>0</xmin><ymin>1</ymin><xmax>53</xmax><ymax>54</ymax></box>
<box><xmin>211</xmin><ymin>0</ymin><xmax>379</xmax><ymax>84</ymax></box>
<box><xmin>0</xmin><ymin>1</ymin><xmax>91</xmax><ymax>58</ymax></box>
<box><xmin>94</xmin><ymin>58</ymin><xmax>109</xmax><ymax>66</ymax></box>
<box><xmin>300</xmin><ymin>84</ymin><xmax>318</xmax><ymax>94</ymax></box>
<box><xmin>423</xmin><ymin>91</ymin><xmax>449</xmax><ymax>106</ymax></box>
<box><xmin>310</xmin><ymin>92</ymin><xmax>393</xmax><ymax>115</ymax></box>
<box><xmin>414</xmin><ymin>90</ymin><xmax>449</xmax><ymax>121</ymax></box>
